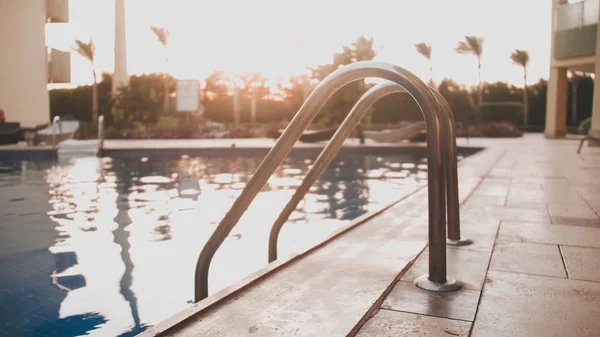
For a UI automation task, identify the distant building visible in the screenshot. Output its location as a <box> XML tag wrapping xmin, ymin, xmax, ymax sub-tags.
<box><xmin>0</xmin><ymin>0</ymin><xmax>71</xmax><ymax>128</ymax></box>
<box><xmin>546</xmin><ymin>0</ymin><xmax>600</xmax><ymax>141</ymax></box>
<box><xmin>113</xmin><ymin>0</ymin><xmax>129</xmax><ymax>96</ymax></box>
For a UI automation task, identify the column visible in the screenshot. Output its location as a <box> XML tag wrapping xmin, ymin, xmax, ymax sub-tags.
<box><xmin>545</xmin><ymin>67</ymin><xmax>568</xmax><ymax>138</ymax></box>
<box><xmin>588</xmin><ymin>2</ymin><xmax>600</xmax><ymax>144</ymax></box>
<box><xmin>545</xmin><ymin>0</ymin><xmax>569</xmax><ymax>138</ymax></box>
<box><xmin>0</xmin><ymin>0</ymin><xmax>50</xmax><ymax>128</ymax></box>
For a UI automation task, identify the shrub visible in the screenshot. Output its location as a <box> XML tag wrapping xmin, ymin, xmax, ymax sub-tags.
<box><xmin>578</xmin><ymin>117</ymin><xmax>592</xmax><ymax>135</ymax></box>
<box><xmin>566</xmin><ymin>126</ymin><xmax>580</xmax><ymax>135</ymax></box>
<box><xmin>156</xmin><ymin>116</ymin><xmax>180</xmax><ymax>129</ymax></box>
<box><xmin>478</xmin><ymin>102</ymin><xmax>523</xmax><ymax>125</ymax></box>
<box><xmin>482</xmin><ymin>122</ymin><xmax>523</xmax><ymax>138</ymax></box>
<box><xmin>520</xmin><ymin>125</ymin><xmax>545</xmax><ymax>133</ymax></box>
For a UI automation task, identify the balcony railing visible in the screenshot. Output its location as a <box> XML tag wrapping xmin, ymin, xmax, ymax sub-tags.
<box><xmin>46</xmin><ymin>0</ymin><xmax>69</xmax><ymax>23</ymax></box>
<box><xmin>555</xmin><ymin>0</ymin><xmax>599</xmax><ymax>31</ymax></box>
<box><xmin>48</xmin><ymin>49</ymin><xmax>71</xmax><ymax>83</ymax></box>
<box><xmin>554</xmin><ymin>0</ymin><xmax>599</xmax><ymax>59</ymax></box>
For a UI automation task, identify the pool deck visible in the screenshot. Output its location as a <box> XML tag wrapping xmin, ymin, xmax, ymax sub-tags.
<box><xmin>138</xmin><ymin>134</ymin><xmax>600</xmax><ymax>337</ymax></box>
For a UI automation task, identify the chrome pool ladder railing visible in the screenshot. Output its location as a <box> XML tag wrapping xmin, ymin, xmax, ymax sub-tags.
<box><xmin>98</xmin><ymin>115</ymin><xmax>105</xmax><ymax>153</ymax></box>
<box><xmin>51</xmin><ymin>115</ymin><xmax>62</xmax><ymax>151</ymax></box>
<box><xmin>267</xmin><ymin>85</ymin><xmax>472</xmax><ymax>264</ymax></box>
<box><xmin>194</xmin><ymin>61</ymin><xmax>466</xmax><ymax>302</ymax></box>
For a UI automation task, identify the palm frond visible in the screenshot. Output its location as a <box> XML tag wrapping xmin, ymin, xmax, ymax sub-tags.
<box><xmin>150</xmin><ymin>26</ymin><xmax>169</xmax><ymax>47</ymax></box>
<box><xmin>415</xmin><ymin>42</ymin><xmax>431</xmax><ymax>60</ymax></box>
<box><xmin>455</xmin><ymin>36</ymin><xmax>484</xmax><ymax>56</ymax></box>
<box><xmin>73</xmin><ymin>39</ymin><xmax>95</xmax><ymax>63</ymax></box>
<box><xmin>510</xmin><ymin>49</ymin><xmax>529</xmax><ymax>68</ymax></box>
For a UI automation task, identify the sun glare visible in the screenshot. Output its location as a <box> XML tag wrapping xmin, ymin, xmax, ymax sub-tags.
<box><xmin>46</xmin><ymin>0</ymin><xmax>551</xmax><ymax>89</ymax></box>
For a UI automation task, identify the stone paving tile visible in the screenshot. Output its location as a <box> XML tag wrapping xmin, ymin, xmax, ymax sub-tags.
<box><xmin>564</xmin><ymin>172</ymin><xmax>600</xmax><ymax>185</ymax></box>
<box><xmin>575</xmin><ymin>186</ymin><xmax>600</xmax><ymax>202</ymax></box>
<box><xmin>401</xmin><ymin>247</ymin><xmax>491</xmax><ymax>291</ymax></box>
<box><xmin>547</xmin><ymin>203</ymin><xmax>599</xmax><ymax>219</ymax></box>
<box><xmin>510</xmin><ymin>176</ymin><xmax>569</xmax><ymax>185</ymax></box>
<box><xmin>551</xmin><ymin>216</ymin><xmax>600</xmax><ymax>228</ymax></box>
<box><xmin>462</xmin><ymin>194</ymin><xmax>506</xmax><ymax>207</ymax></box>
<box><xmin>453</xmin><ymin>221</ymin><xmax>501</xmax><ymax>252</ymax></box>
<box><xmin>561</xmin><ymin>246</ymin><xmax>600</xmax><ymax>282</ymax></box>
<box><xmin>470</xmin><ymin>180</ymin><xmax>510</xmax><ymax>198</ymax></box>
<box><xmin>509</xmin><ymin>181</ymin><xmax>542</xmax><ymax>191</ymax></box>
<box><xmin>355</xmin><ymin>310</ymin><xmax>471</xmax><ymax>337</ymax></box>
<box><xmin>382</xmin><ymin>281</ymin><xmax>480</xmax><ymax>321</ymax></box>
<box><xmin>461</xmin><ymin>204</ymin><xmax>551</xmax><ymax>223</ymax></box>
<box><xmin>490</xmin><ymin>241</ymin><xmax>566</xmax><ymax>278</ymax></box>
<box><xmin>487</xmin><ymin>167</ymin><xmax>514</xmax><ymax>178</ymax></box>
<box><xmin>505</xmin><ymin>189</ymin><xmax>586</xmax><ymax>207</ymax></box>
<box><xmin>499</xmin><ymin>221</ymin><xmax>600</xmax><ymax>248</ymax></box>
<box><xmin>471</xmin><ymin>270</ymin><xmax>600</xmax><ymax>337</ymax></box>
<box><xmin>588</xmin><ymin>200</ymin><xmax>600</xmax><ymax>215</ymax></box>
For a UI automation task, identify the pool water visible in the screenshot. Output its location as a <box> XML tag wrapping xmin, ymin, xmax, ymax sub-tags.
<box><xmin>0</xmin><ymin>151</ymin><xmax>460</xmax><ymax>336</ymax></box>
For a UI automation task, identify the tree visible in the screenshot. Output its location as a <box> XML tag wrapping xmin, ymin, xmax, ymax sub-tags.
<box><xmin>150</xmin><ymin>26</ymin><xmax>170</xmax><ymax>114</ymax></box>
<box><xmin>415</xmin><ymin>42</ymin><xmax>433</xmax><ymax>84</ymax></box>
<box><xmin>73</xmin><ymin>39</ymin><xmax>98</xmax><ymax>122</ymax></box>
<box><xmin>278</xmin><ymin>74</ymin><xmax>307</xmax><ymax>111</ymax></box>
<box><xmin>203</xmin><ymin>71</ymin><xmax>231</xmax><ymax>100</ymax></box>
<box><xmin>309</xmin><ymin>36</ymin><xmax>378</xmax><ymax>125</ymax></box>
<box><xmin>239</xmin><ymin>72</ymin><xmax>270</xmax><ymax>100</ymax></box>
<box><xmin>437</xmin><ymin>79</ymin><xmax>477</xmax><ymax>123</ymax></box>
<box><xmin>455</xmin><ymin>36</ymin><xmax>484</xmax><ymax>107</ymax></box>
<box><xmin>510</xmin><ymin>49</ymin><xmax>530</xmax><ymax>125</ymax></box>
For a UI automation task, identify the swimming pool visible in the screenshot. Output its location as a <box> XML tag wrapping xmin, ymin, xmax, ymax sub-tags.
<box><xmin>0</xmin><ymin>149</ymin><xmax>469</xmax><ymax>336</ymax></box>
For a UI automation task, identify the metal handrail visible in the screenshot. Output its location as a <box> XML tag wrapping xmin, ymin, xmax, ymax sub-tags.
<box><xmin>267</xmin><ymin>82</ymin><xmax>405</xmax><ymax>262</ymax></box>
<box><xmin>51</xmin><ymin>116</ymin><xmax>62</xmax><ymax>151</ymax></box>
<box><xmin>194</xmin><ymin>61</ymin><xmax>459</xmax><ymax>302</ymax></box>
<box><xmin>430</xmin><ymin>89</ymin><xmax>472</xmax><ymax>246</ymax></box>
<box><xmin>98</xmin><ymin>115</ymin><xmax>105</xmax><ymax>151</ymax></box>
<box><xmin>266</xmin><ymin>85</ymin><xmax>471</xmax><ymax>264</ymax></box>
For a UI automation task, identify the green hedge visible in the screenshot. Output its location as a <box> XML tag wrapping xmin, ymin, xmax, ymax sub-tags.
<box><xmin>478</xmin><ymin>102</ymin><xmax>523</xmax><ymax>125</ymax></box>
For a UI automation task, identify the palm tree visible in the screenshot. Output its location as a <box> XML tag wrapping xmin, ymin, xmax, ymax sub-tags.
<box><xmin>510</xmin><ymin>49</ymin><xmax>530</xmax><ymax>126</ymax></box>
<box><xmin>73</xmin><ymin>39</ymin><xmax>98</xmax><ymax>122</ymax></box>
<box><xmin>415</xmin><ymin>42</ymin><xmax>433</xmax><ymax>84</ymax></box>
<box><xmin>150</xmin><ymin>26</ymin><xmax>170</xmax><ymax>114</ymax></box>
<box><xmin>455</xmin><ymin>36</ymin><xmax>484</xmax><ymax>107</ymax></box>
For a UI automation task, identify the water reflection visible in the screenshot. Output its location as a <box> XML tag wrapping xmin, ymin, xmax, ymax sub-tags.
<box><xmin>0</xmin><ymin>151</ymin><xmax>437</xmax><ymax>336</ymax></box>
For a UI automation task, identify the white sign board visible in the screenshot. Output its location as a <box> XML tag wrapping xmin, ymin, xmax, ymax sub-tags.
<box><xmin>176</xmin><ymin>80</ymin><xmax>199</xmax><ymax>112</ymax></box>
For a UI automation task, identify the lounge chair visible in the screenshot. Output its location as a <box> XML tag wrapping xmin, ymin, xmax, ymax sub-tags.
<box><xmin>363</xmin><ymin>121</ymin><xmax>426</xmax><ymax>143</ymax></box>
<box><xmin>577</xmin><ymin>135</ymin><xmax>600</xmax><ymax>154</ymax></box>
<box><xmin>0</xmin><ymin>122</ymin><xmax>21</xmax><ymax>145</ymax></box>
<box><xmin>36</xmin><ymin>120</ymin><xmax>79</xmax><ymax>146</ymax></box>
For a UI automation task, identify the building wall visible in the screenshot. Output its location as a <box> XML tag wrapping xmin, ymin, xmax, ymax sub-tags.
<box><xmin>0</xmin><ymin>0</ymin><xmax>50</xmax><ymax>127</ymax></box>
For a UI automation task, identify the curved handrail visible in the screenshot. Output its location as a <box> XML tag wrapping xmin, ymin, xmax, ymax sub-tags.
<box><xmin>429</xmin><ymin>90</ymin><xmax>471</xmax><ymax>246</ymax></box>
<box><xmin>267</xmin><ymin>85</ymin><xmax>470</xmax><ymax>263</ymax></box>
<box><xmin>267</xmin><ymin>82</ymin><xmax>406</xmax><ymax>262</ymax></box>
<box><xmin>194</xmin><ymin>61</ymin><xmax>452</xmax><ymax>302</ymax></box>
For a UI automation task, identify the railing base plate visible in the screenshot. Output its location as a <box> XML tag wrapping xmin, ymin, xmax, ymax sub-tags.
<box><xmin>446</xmin><ymin>238</ymin><xmax>473</xmax><ymax>246</ymax></box>
<box><xmin>414</xmin><ymin>274</ymin><xmax>461</xmax><ymax>292</ymax></box>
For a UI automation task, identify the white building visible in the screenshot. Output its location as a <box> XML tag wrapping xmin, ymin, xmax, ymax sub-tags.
<box><xmin>0</xmin><ymin>0</ymin><xmax>71</xmax><ymax>128</ymax></box>
<box><xmin>546</xmin><ymin>0</ymin><xmax>600</xmax><ymax>142</ymax></box>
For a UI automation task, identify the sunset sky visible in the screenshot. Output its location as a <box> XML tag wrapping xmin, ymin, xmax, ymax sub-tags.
<box><xmin>46</xmin><ymin>0</ymin><xmax>553</xmax><ymax>89</ymax></box>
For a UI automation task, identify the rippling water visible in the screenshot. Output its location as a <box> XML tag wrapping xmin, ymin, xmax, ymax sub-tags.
<box><xmin>0</xmin><ymin>151</ymin><xmax>458</xmax><ymax>336</ymax></box>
